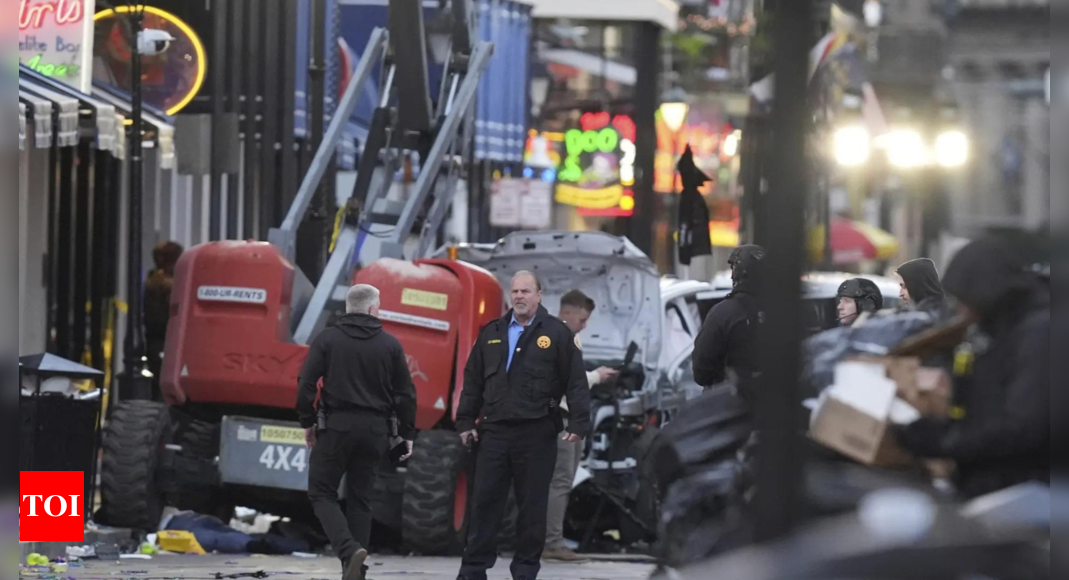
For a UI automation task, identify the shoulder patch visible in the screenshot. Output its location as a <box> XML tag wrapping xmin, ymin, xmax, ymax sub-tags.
<box><xmin>574</xmin><ymin>336</ymin><xmax>583</xmax><ymax>351</ymax></box>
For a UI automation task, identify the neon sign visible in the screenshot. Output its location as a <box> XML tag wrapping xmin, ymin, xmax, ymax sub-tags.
<box><xmin>556</xmin><ymin>113</ymin><xmax>636</xmax><ymax>214</ymax></box>
<box><xmin>19</xmin><ymin>0</ymin><xmax>85</xmax><ymax>30</ymax></box>
<box><xmin>18</xmin><ymin>0</ymin><xmax>94</xmax><ymax>90</ymax></box>
<box><xmin>93</xmin><ymin>6</ymin><xmax>207</xmax><ymax>116</ymax></box>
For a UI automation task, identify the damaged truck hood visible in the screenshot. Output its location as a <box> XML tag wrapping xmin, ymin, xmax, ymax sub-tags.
<box><xmin>444</xmin><ymin>232</ymin><xmax>663</xmax><ymax>370</ymax></box>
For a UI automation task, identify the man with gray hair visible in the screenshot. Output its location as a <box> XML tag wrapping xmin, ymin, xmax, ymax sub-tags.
<box><xmin>297</xmin><ymin>284</ymin><xmax>417</xmax><ymax>580</ymax></box>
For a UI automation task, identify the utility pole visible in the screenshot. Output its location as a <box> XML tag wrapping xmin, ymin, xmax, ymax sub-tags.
<box><xmin>120</xmin><ymin>4</ymin><xmax>152</xmax><ymax>401</ymax></box>
<box><xmin>752</xmin><ymin>0</ymin><xmax>814</xmax><ymax>544</ymax></box>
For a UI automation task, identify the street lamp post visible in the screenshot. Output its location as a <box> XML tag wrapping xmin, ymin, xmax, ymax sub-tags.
<box><xmin>660</xmin><ymin>88</ymin><xmax>690</xmax><ymax>276</ymax></box>
<box><xmin>120</xmin><ymin>4</ymin><xmax>153</xmax><ymax>402</ymax></box>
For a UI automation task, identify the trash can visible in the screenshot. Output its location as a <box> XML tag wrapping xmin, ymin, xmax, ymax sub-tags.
<box><xmin>19</xmin><ymin>354</ymin><xmax>106</xmax><ymax>522</ymax></box>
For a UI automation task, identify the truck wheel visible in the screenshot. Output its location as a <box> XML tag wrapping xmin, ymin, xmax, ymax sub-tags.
<box><xmin>402</xmin><ymin>430</ymin><xmax>469</xmax><ymax>555</ymax></box>
<box><xmin>167</xmin><ymin>420</ymin><xmax>233</xmax><ymax>521</ymax></box>
<box><xmin>100</xmin><ymin>401</ymin><xmax>171</xmax><ymax>531</ymax></box>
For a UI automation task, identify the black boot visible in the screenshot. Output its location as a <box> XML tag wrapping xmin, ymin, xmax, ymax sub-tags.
<box><xmin>342</xmin><ymin>548</ymin><xmax>368</xmax><ymax>580</ymax></box>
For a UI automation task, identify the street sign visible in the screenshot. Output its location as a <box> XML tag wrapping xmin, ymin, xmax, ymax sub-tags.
<box><xmin>490</xmin><ymin>178</ymin><xmax>522</xmax><ymax>227</ymax></box>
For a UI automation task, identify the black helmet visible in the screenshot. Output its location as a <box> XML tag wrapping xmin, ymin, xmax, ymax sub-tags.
<box><xmin>837</xmin><ymin>278</ymin><xmax>883</xmax><ymax>313</ymax></box>
<box><xmin>728</xmin><ymin>245</ymin><xmax>766</xmax><ymax>284</ymax></box>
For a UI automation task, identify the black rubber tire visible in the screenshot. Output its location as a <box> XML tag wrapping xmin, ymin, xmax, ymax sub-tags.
<box><xmin>402</xmin><ymin>430</ymin><xmax>469</xmax><ymax>555</ymax></box>
<box><xmin>99</xmin><ymin>401</ymin><xmax>171</xmax><ymax>532</ymax></box>
<box><xmin>167</xmin><ymin>419</ymin><xmax>233</xmax><ymax>521</ymax></box>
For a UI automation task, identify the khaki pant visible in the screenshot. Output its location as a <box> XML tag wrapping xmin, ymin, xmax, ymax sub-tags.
<box><xmin>545</xmin><ymin>428</ymin><xmax>583</xmax><ymax>549</ymax></box>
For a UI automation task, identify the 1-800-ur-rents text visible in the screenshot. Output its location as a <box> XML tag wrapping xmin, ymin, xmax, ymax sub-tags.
<box><xmin>197</xmin><ymin>286</ymin><xmax>268</xmax><ymax>304</ymax></box>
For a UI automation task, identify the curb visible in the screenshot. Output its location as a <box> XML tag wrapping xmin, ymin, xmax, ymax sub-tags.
<box><xmin>19</xmin><ymin>528</ymin><xmax>136</xmax><ymax>561</ymax></box>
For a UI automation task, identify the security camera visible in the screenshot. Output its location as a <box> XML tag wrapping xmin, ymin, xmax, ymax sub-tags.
<box><xmin>137</xmin><ymin>29</ymin><xmax>176</xmax><ymax>56</ymax></box>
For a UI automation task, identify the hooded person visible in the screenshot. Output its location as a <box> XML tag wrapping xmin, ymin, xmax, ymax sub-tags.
<box><xmin>297</xmin><ymin>285</ymin><xmax>418</xmax><ymax>580</ymax></box>
<box><xmin>693</xmin><ymin>245</ymin><xmax>766</xmax><ymax>391</ymax></box>
<box><xmin>895</xmin><ymin>238</ymin><xmax>1050</xmax><ymax>499</ymax></box>
<box><xmin>895</xmin><ymin>258</ymin><xmax>947</xmax><ymax>313</ymax></box>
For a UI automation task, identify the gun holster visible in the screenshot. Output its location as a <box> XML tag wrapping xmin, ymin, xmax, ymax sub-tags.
<box><xmin>388</xmin><ymin>416</ymin><xmax>399</xmax><ymax>439</ymax></box>
<box><xmin>317</xmin><ymin>409</ymin><xmax>328</xmax><ymax>432</ymax></box>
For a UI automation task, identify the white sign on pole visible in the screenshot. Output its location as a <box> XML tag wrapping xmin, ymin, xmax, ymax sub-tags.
<box><xmin>18</xmin><ymin>0</ymin><xmax>97</xmax><ymax>92</ymax></box>
<box><xmin>521</xmin><ymin>180</ymin><xmax>554</xmax><ymax>230</ymax></box>
<box><xmin>490</xmin><ymin>178</ymin><xmax>522</xmax><ymax>228</ymax></box>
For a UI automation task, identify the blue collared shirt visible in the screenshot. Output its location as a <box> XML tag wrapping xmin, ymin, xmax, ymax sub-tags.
<box><xmin>507</xmin><ymin>315</ymin><xmax>527</xmax><ymax>371</ymax></box>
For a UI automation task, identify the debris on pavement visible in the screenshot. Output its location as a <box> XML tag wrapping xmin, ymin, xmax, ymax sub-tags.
<box><xmin>214</xmin><ymin>572</ymin><xmax>270</xmax><ymax>579</ymax></box>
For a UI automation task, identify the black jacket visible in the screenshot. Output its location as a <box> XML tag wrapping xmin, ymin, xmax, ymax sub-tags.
<box><xmin>676</xmin><ymin>146</ymin><xmax>712</xmax><ymax>266</ymax></box>
<box><xmin>456</xmin><ymin>305</ymin><xmax>591</xmax><ymax>438</ymax></box>
<box><xmin>897</xmin><ymin>258</ymin><xmax>948</xmax><ymax>314</ymax></box>
<box><xmin>694</xmin><ymin>245</ymin><xmax>764</xmax><ymax>388</ymax></box>
<box><xmin>296</xmin><ymin>314</ymin><xmax>417</xmax><ymax>439</ymax></box>
<box><xmin>897</xmin><ymin>239</ymin><xmax>1050</xmax><ymax>498</ymax></box>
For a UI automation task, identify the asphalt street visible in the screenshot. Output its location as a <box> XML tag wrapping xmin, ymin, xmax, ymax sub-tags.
<box><xmin>42</xmin><ymin>554</ymin><xmax>656</xmax><ymax>580</ymax></box>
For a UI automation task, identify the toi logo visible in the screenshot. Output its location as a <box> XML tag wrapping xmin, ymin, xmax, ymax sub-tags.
<box><xmin>20</xmin><ymin>472</ymin><xmax>85</xmax><ymax>542</ymax></box>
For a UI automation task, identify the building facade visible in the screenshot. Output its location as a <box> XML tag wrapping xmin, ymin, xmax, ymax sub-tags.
<box><xmin>946</xmin><ymin>0</ymin><xmax>1049</xmax><ymax>235</ymax></box>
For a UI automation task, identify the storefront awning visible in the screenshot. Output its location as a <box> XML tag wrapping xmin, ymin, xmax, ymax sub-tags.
<box><xmin>18</xmin><ymin>91</ymin><xmax>54</xmax><ymax>150</ymax></box>
<box><xmin>540</xmin><ymin>49</ymin><xmax>637</xmax><ymax>86</ymax></box>
<box><xmin>91</xmin><ymin>84</ymin><xmax>177</xmax><ymax>170</ymax></box>
<box><xmin>19</xmin><ymin>103</ymin><xmax>27</xmax><ymax>152</ymax></box>
<box><xmin>19</xmin><ymin>66</ymin><xmax>121</xmax><ymax>154</ymax></box>
<box><xmin>809</xmin><ymin>219</ymin><xmax>900</xmax><ymax>265</ymax></box>
<box><xmin>18</xmin><ymin>77</ymin><xmax>80</xmax><ymax>149</ymax></box>
<box><xmin>527</xmin><ymin>0</ymin><xmax>679</xmax><ymax>30</ymax></box>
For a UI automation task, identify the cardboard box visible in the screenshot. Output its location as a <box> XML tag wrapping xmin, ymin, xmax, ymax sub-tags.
<box><xmin>850</xmin><ymin>357</ymin><xmax>951</xmax><ymax>417</ymax></box>
<box><xmin>912</xmin><ymin>367</ymin><xmax>953</xmax><ymax>417</ymax></box>
<box><xmin>809</xmin><ymin>361</ymin><xmax>914</xmax><ymax>468</ymax></box>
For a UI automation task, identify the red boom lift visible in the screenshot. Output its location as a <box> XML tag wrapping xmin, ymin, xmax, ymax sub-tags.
<box><xmin>98</xmin><ymin>0</ymin><xmax>506</xmax><ymax>554</ymax></box>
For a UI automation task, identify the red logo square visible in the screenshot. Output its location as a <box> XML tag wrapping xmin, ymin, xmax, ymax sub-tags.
<box><xmin>20</xmin><ymin>472</ymin><xmax>85</xmax><ymax>542</ymax></box>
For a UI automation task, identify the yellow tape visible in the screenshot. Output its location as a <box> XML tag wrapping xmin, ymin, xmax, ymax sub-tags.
<box><xmin>329</xmin><ymin>205</ymin><xmax>346</xmax><ymax>254</ymax></box>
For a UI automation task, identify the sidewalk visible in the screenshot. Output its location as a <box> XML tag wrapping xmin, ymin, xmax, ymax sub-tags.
<box><xmin>19</xmin><ymin>527</ymin><xmax>136</xmax><ymax>561</ymax></box>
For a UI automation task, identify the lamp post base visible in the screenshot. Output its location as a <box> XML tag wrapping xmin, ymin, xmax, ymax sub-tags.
<box><xmin>118</xmin><ymin>372</ymin><xmax>155</xmax><ymax>403</ymax></box>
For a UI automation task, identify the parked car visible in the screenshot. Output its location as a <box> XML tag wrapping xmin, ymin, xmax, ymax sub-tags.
<box><xmin>697</xmin><ymin>271</ymin><xmax>903</xmax><ymax>334</ymax></box>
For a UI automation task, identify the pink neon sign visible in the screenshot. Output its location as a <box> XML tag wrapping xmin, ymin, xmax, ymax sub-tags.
<box><xmin>19</xmin><ymin>0</ymin><xmax>85</xmax><ymax>32</ymax></box>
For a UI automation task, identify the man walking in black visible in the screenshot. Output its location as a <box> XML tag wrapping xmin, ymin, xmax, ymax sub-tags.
<box><xmin>456</xmin><ymin>271</ymin><xmax>592</xmax><ymax>580</ymax></box>
<box><xmin>297</xmin><ymin>284</ymin><xmax>417</xmax><ymax>580</ymax></box>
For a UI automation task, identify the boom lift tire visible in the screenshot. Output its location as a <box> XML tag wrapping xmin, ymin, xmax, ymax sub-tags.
<box><xmin>402</xmin><ymin>429</ymin><xmax>470</xmax><ymax>555</ymax></box>
<box><xmin>99</xmin><ymin>401</ymin><xmax>172</xmax><ymax>531</ymax></box>
<box><xmin>167</xmin><ymin>419</ymin><xmax>233</xmax><ymax>521</ymax></box>
<box><xmin>401</xmin><ymin>429</ymin><xmax>520</xmax><ymax>556</ymax></box>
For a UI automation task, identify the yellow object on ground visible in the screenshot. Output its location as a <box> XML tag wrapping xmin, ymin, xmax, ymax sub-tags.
<box><xmin>157</xmin><ymin>530</ymin><xmax>207</xmax><ymax>555</ymax></box>
<box><xmin>26</xmin><ymin>553</ymin><xmax>49</xmax><ymax>566</ymax></box>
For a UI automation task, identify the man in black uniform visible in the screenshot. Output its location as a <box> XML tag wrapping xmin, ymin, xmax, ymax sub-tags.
<box><xmin>297</xmin><ymin>284</ymin><xmax>417</xmax><ymax>580</ymax></box>
<box><xmin>836</xmin><ymin>278</ymin><xmax>884</xmax><ymax>327</ymax></box>
<box><xmin>456</xmin><ymin>271</ymin><xmax>592</xmax><ymax>580</ymax></box>
<box><xmin>694</xmin><ymin>245</ymin><xmax>766</xmax><ymax>391</ymax></box>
